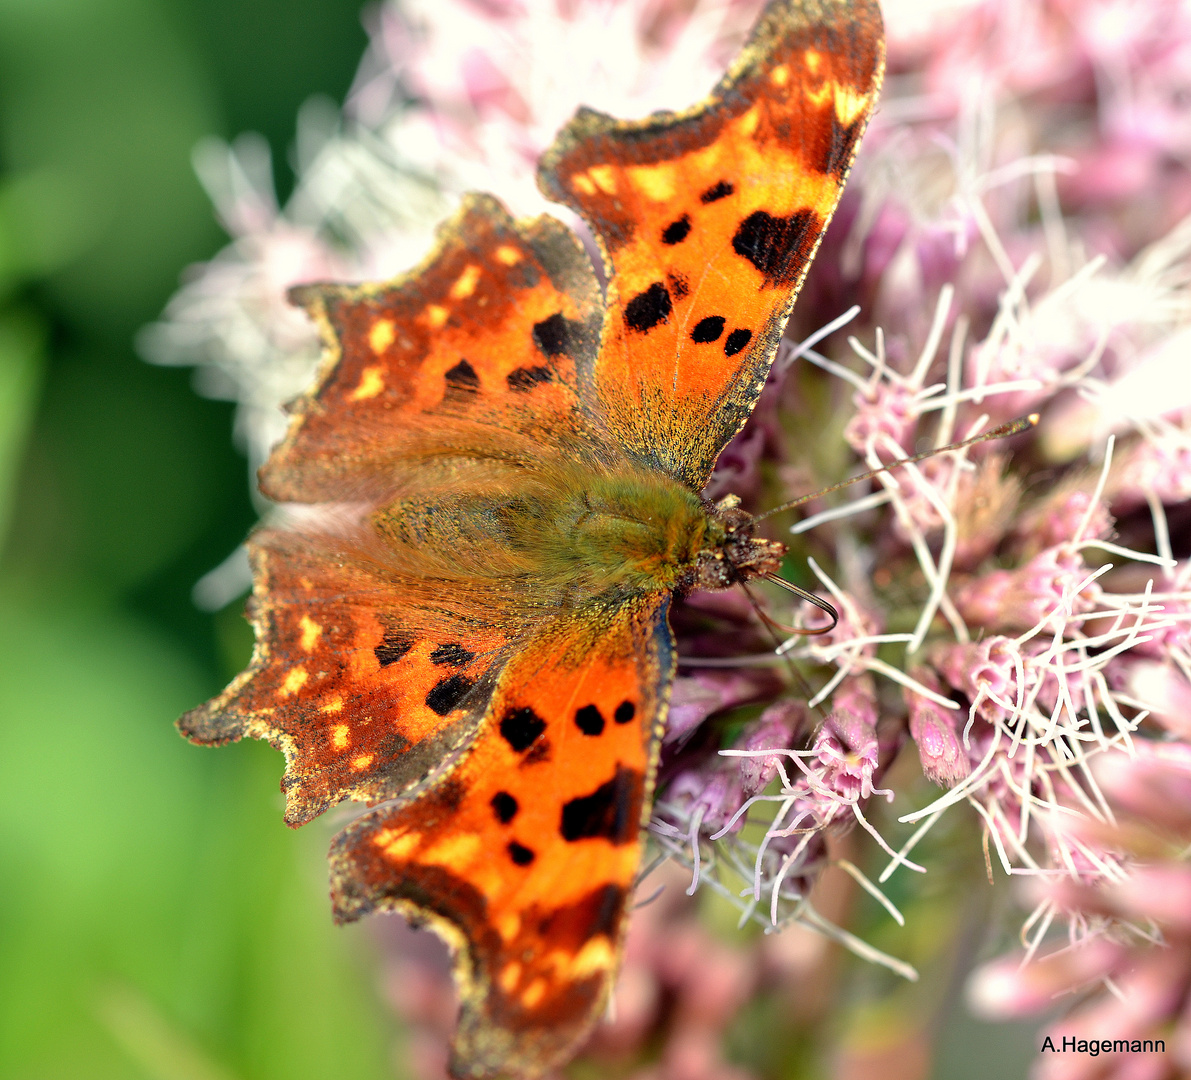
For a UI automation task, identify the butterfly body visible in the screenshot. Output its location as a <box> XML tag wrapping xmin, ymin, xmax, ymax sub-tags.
<box><xmin>182</xmin><ymin>2</ymin><xmax>884</xmax><ymax>1076</ymax></box>
<box><xmin>369</xmin><ymin>455</ymin><xmax>784</xmax><ymax>612</ymax></box>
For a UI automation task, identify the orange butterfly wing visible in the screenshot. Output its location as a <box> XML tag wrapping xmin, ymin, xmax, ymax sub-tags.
<box><xmin>539</xmin><ymin>0</ymin><xmax>885</xmax><ymax>489</ymax></box>
<box><xmin>260</xmin><ymin>192</ymin><xmax>603</xmax><ymax>504</ymax></box>
<box><xmin>179</xmin><ymin>529</ymin><xmax>512</xmax><ymax>824</ymax></box>
<box><xmin>331</xmin><ymin>596</ymin><xmax>672</xmax><ymax>1079</ymax></box>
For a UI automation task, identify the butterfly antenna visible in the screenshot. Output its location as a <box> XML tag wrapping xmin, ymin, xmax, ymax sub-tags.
<box><xmin>753</xmin><ymin>413</ymin><xmax>1039</xmax><ymax>524</ymax></box>
<box><xmin>761</xmin><ymin>573</ymin><xmax>839</xmax><ymax>635</ymax></box>
<box><xmin>738</xmin><ymin>580</ymin><xmax>831</xmax><ymax>716</ymax></box>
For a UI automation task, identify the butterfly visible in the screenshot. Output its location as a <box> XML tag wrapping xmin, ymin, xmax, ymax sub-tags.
<box><xmin>181</xmin><ymin>2</ymin><xmax>884</xmax><ymax>1076</ymax></box>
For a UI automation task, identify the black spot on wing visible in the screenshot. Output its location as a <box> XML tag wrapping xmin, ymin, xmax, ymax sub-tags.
<box><xmin>506</xmin><ymin>365</ymin><xmax>553</xmax><ymax>391</ymax></box>
<box><xmin>532</xmin><ymin>312</ymin><xmax>581</xmax><ymax>357</ymax></box>
<box><xmin>661</xmin><ymin>215</ymin><xmax>691</xmax><ymax>245</ymax></box>
<box><xmin>491</xmin><ymin>791</ymin><xmax>519</xmax><ymax>823</ymax></box>
<box><xmin>700</xmin><ymin>180</ymin><xmax>734</xmax><ymax>204</ymax></box>
<box><xmin>374</xmin><ymin>628</ymin><xmax>414</xmax><ymax>667</ymax></box>
<box><xmin>614</xmin><ymin>701</ymin><xmax>636</xmax><ymax>725</ymax></box>
<box><xmin>500</xmin><ymin>706</ymin><xmax>546</xmax><ymax>752</ymax></box>
<box><xmin>430</xmin><ymin>642</ymin><xmax>474</xmax><ymax>666</ymax></box>
<box><xmin>724</xmin><ymin>328</ymin><xmax>752</xmax><ymax>356</ymax></box>
<box><xmin>507</xmin><ymin>841</ymin><xmax>535</xmax><ymax>866</ymax></box>
<box><xmin>585</xmin><ymin>884</ymin><xmax>625</xmax><ymax>937</ymax></box>
<box><xmin>821</xmin><ymin>115</ymin><xmax>862</xmax><ymax>180</ymax></box>
<box><xmin>560</xmin><ymin>764</ymin><xmax>642</xmax><ymax>844</ymax></box>
<box><xmin>624</xmin><ymin>282</ymin><xmax>672</xmax><ymax>333</ymax></box>
<box><xmin>530</xmin><ymin>883</ymin><xmax>626</xmax><ymax>948</ymax></box>
<box><xmin>444</xmin><ymin>359</ymin><xmax>479</xmax><ymax>388</ymax></box>
<box><xmin>667</xmin><ymin>271</ymin><xmax>690</xmax><ymax>302</ymax></box>
<box><xmin>691</xmin><ymin>316</ymin><xmax>725</xmax><ymax>344</ymax></box>
<box><xmin>444</xmin><ymin>358</ymin><xmax>479</xmax><ymax>392</ymax></box>
<box><xmin>731</xmin><ymin>209</ymin><xmax>819</xmax><ymax>288</ymax></box>
<box><xmin>435</xmin><ymin>776</ymin><xmax>466</xmax><ymax>814</ymax></box>
<box><xmin>425</xmin><ymin>673</ymin><xmax>475</xmax><ymax>715</ymax></box>
<box><xmin>574</xmin><ymin>705</ymin><xmax>605</xmax><ymax>736</ymax></box>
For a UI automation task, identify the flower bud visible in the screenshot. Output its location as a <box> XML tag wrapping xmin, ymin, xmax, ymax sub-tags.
<box><xmin>905</xmin><ymin>674</ymin><xmax>970</xmax><ymax>787</ymax></box>
<box><xmin>734</xmin><ymin>699</ymin><xmax>809</xmax><ymax>798</ymax></box>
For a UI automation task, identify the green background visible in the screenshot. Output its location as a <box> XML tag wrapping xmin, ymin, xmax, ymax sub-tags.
<box><xmin>0</xmin><ymin>2</ymin><xmax>1041</xmax><ymax>1077</ymax></box>
<box><xmin>0</xmin><ymin>1</ymin><xmax>397</xmax><ymax>1077</ymax></box>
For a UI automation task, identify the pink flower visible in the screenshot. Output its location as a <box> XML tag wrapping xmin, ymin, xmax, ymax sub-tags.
<box><xmin>664</xmin><ymin>668</ymin><xmax>783</xmax><ymax>746</ymax></box>
<box><xmin>1112</xmin><ymin>428</ymin><xmax>1191</xmax><ymax>509</ymax></box>
<box><xmin>735</xmin><ymin>698</ymin><xmax>810</xmax><ymax>798</ymax></box>
<box><xmin>933</xmin><ymin>636</ymin><xmax>1026</xmax><ymax>722</ymax></box>
<box><xmin>807</xmin><ymin>675</ymin><xmax>882</xmax><ymax>805</ymax></box>
<box><xmin>905</xmin><ymin>670</ymin><xmax>971</xmax><ymax>787</ymax></box>
<box><xmin>844</xmin><ymin>378</ymin><xmax>920</xmax><ymax>457</ymax></box>
<box><xmin>1013</xmin><ymin>487</ymin><xmax>1114</xmax><ymax>554</ymax></box>
<box><xmin>953</xmin><ymin>546</ymin><xmax>1103</xmax><ymax>631</ymax></box>
<box><xmin>968</xmin><ymin>743</ymin><xmax>1191</xmax><ymax>1079</ymax></box>
<box><xmin>1110</xmin><ymin>657</ymin><xmax>1191</xmax><ymax>740</ymax></box>
<box><xmin>662</xmin><ymin>765</ymin><xmax>747</xmax><ymax>837</ymax></box>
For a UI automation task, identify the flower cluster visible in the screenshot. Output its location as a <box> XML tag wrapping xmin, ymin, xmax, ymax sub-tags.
<box><xmin>969</xmin><ymin>742</ymin><xmax>1191</xmax><ymax>1078</ymax></box>
<box><xmin>151</xmin><ymin>0</ymin><xmax>1191</xmax><ymax>1075</ymax></box>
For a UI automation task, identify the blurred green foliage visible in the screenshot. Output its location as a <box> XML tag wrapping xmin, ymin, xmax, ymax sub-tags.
<box><xmin>0</xmin><ymin>0</ymin><xmax>398</xmax><ymax>1076</ymax></box>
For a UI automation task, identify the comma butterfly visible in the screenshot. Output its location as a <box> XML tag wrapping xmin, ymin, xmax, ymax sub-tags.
<box><xmin>181</xmin><ymin>1</ymin><xmax>885</xmax><ymax>1076</ymax></box>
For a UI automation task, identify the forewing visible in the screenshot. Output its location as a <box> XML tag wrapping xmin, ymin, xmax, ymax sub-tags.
<box><xmin>262</xmin><ymin>193</ymin><xmax>604</xmax><ymax>503</ymax></box>
<box><xmin>538</xmin><ymin>0</ymin><xmax>885</xmax><ymax>489</ymax></box>
<box><xmin>329</xmin><ymin>595</ymin><xmax>675</xmax><ymax>1080</ymax></box>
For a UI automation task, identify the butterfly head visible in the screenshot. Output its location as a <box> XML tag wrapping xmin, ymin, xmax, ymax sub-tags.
<box><xmin>689</xmin><ymin>493</ymin><xmax>786</xmax><ymax>594</ymax></box>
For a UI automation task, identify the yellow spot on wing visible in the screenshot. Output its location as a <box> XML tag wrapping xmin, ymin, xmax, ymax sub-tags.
<box><xmin>804</xmin><ymin>48</ymin><xmax>822</xmax><ymax>74</ymax></box>
<box><xmin>495</xmin><ymin>245</ymin><xmax>521</xmax><ymax>266</ymax></box>
<box><xmin>450</xmin><ymin>264</ymin><xmax>481</xmax><ymax>300</ymax></box>
<box><xmin>833</xmin><ymin>85</ymin><xmax>872</xmax><ymax>127</ymax></box>
<box><xmin>320</xmin><ymin>697</ymin><xmax>343</xmax><ymax>713</ymax></box>
<box><xmin>369</xmin><ymin>318</ymin><xmax>395</xmax><ymax>354</ymax></box>
<box><xmin>807</xmin><ymin>82</ymin><xmax>832</xmax><ymax>108</ymax></box>
<box><xmin>280</xmin><ymin>667</ymin><xmax>308</xmax><ymax>697</ymax></box>
<box><xmin>423</xmin><ymin>833</ymin><xmax>481</xmax><ymax>870</ymax></box>
<box><xmin>627</xmin><ymin>162</ymin><xmax>675</xmax><ymax>202</ymax></box>
<box><xmin>298</xmin><ymin>613</ymin><xmax>322</xmax><ymax>652</ymax></box>
<box><xmin>331</xmin><ymin>724</ymin><xmax>349</xmax><ymax>750</ymax></box>
<box><xmin>771</xmin><ymin>65</ymin><xmax>789</xmax><ymax>86</ymax></box>
<box><xmin>425</xmin><ymin>304</ymin><xmax>449</xmax><ymax>328</ymax></box>
<box><xmin>349</xmin><ymin>365</ymin><xmax>385</xmax><ymax>401</ymax></box>
<box><xmin>499</xmin><ymin>961</ymin><xmax>522</xmax><ymax>993</ymax></box>
<box><xmin>497</xmin><ymin>913</ymin><xmax>521</xmax><ymax>941</ymax></box>
<box><xmin>351</xmin><ymin>752</ymin><xmax>375</xmax><ymax>770</ymax></box>
<box><xmin>570</xmin><ymin>936</ymin><xmax>615</xmax><ymax>978</ymax></box>
<box><xmin>589</xmin><ymin>165</ymin><xmax>617</xmax><ymax>195</ymax></box>
<box><xmin>572</xmin><ymin>174</ymin><xmax>597</xmax><ymax>196</ymax></box>
<box><xmin>521</xmin><ymin>979</ymin><xmax>547</xmax><ymax>1008</ymax></box>
<box><xmin>380</xmin><ymin>831</ymin><xmax>421</xmax><ymax>860</ymax></box>
<box><xmin>737</xmin><ymin>107</ymin><xmax>760</xmax><ymax>138</ymax></box>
